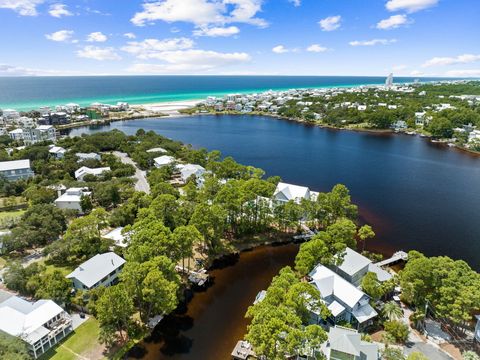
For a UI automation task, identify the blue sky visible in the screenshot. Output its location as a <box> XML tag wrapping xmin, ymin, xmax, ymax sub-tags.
<box><xmin>0</xmin><ymin>0</ymin><xmax>478</xmax><ymax>76</ymax></box>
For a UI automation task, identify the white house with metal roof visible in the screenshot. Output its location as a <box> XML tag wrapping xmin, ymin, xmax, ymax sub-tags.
<box><xmin>49</xmin><ymin>146</ymin><xmax>66</xmax><ymax>159</ymax></box>
<box><xmin>322</xmin><ymin>326</ymin><xmax>379</xmax><ymax>360</ymax></box>
<box><xmin>175</xmin><ymin>163</ymin><xmax>206</xmax><ymax>186</ymax></box>
<box><xmin>333</xmin><ymin>248</ymin><xmax>392</xmax><ymax>286</ymax></box>
<box><xmin>0</xmin><ymin>295</ymin><xmax>72</xmax><ymax>358</ymax></box>
<box><xmin>0</xmin><ymin>159</ymin><xmax>34</xmax><ymax>181</ymax></box>
<box><xmin>103</xmin><ymin>227</ymin><xmax>129</xmax><ymax>248</ymax></box>
<box><xmin>273</xmin><ymin>182</ymin><xmax>319</xmax><ymax>204</ymax></box>
<box><xmin>75</xmin><ymin>166</ymin><xmax>111</xmax><ymax>181</ymax></box>
<box><xmin>309</xmin><ymin>265</ymin><xmax>378</xmax><ymax>329</ymax></box>
<box><xmin>66</xmin><ymin>252</ymin><xmax>125</xmax><ymax>290</ymax></box>
<box><xmin>154</xmin><ymin>155</ymin><xmax>175</xmax><ymax>168</ymax></box>
<box><xmin>54</xmin><ymin>187</ymin><xmax>91</xmax><ymax>213</ymax></box>
<box><xmin>75</xmin><ymin>152</ymin><xmax>101</xmax><ymax>162</ymax></box>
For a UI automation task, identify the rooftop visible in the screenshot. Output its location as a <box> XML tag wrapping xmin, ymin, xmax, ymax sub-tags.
<box><xmin>0</xmin><ymin>159</ymin><xmax>31</xmax><ymax>172</ymax></box>
<box><xmin>67</xmin><ymin>252</ymin><xmax>125</xmax><ymax>288</ymax></box>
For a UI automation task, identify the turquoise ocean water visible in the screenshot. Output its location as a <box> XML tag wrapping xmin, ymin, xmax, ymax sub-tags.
<box><xmin>0</xmin><ymin>75</ymin><xmax>456</xmax><ymax>111</ymax></box>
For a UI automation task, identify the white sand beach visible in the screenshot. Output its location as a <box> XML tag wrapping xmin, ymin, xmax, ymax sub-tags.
<box><xmin>131</xmin><ymin>99</ymin><xmax>202</xmax><ymax>115</ymax></box>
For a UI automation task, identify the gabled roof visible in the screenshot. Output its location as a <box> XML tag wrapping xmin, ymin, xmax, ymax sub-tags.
<box><xmin>310</xmin><ymin>265</ymin><xmax>365</xmax><ymax>309</ymax></box>
<box><xmin>337</xmin><ymin>248</ymin><xmax>372</xmax><ymax>276</ymax></box>
<box><xmin>0</xmin><ymin>159</ymin><xmax>31</xmax><ymax>172</ymax></box>
<box><xmin>154</xmin><ymin>155</ymin><xmax>175</xmax><ymax>166</ymax></box>
<box><xmin>67</xmin><ymin>252</ymin><xmax>125</xmax><ymax>288</ymax></box>
<box><xmin>273</xmin><ymin>182</ymin><xmax>310</xmax><ymax>201</ymax></box>
<box><xmin>327</xmin><ymin>326</ymin><xmax>378</xmax><ymax>360</ymax></box>
<box><xmin>0</xmin><ymin>296</ymin><xmax>65</xmax><ymax>344</ymax></box>
<box><xmin>75</xmin><ymin>166</ymin><xmax>110</xmax><ymax>179</ymax></box>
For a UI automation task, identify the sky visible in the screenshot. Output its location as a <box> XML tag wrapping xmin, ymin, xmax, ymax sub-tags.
<box><xmin>0</xmin><ymin>0</ymin><xmax>479</xmax><ymax>77</ymax></box>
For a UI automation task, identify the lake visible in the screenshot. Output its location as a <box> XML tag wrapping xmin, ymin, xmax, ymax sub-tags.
<box><xmin>69</xmin><ymin>114</ymin><xmax>480</xmax><ymax>269</ymax></box>
<box><xmin>68</xmin><ymin>114</ymin><xmax>480</xmax><ymax>359</ymax></box>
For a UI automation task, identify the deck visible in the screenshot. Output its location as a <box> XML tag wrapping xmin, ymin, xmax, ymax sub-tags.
<box><xmin>375</xmin><ymin>251</ymin><xmax>408</xmax><ymax>267</ymax></box>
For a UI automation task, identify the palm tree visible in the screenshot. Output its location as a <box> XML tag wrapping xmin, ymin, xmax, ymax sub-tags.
<box><xmin>382</xmin><ymin>301</ymin><xmax>403</xmax><ymax>321</ymax></box>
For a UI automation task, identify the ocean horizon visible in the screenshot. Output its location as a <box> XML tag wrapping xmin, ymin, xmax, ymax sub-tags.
<box><xmin>0</xmin><ymin>75</ymin><xmax>459</xmax><ymax>111</ymax></box>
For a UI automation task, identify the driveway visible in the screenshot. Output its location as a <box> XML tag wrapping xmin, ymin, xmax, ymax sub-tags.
<box><xmin>113</xmin><ymin>151</ymin><xmax>150</xmax><ymax>194</ymax></box>
<box><xmin>404</xmin><ymin>341</ymin><xmax>453</xmax><ymax>360</ymax></box>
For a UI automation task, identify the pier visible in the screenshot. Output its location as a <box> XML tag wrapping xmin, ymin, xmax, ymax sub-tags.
<box><xmin>375</xmin><ymin>251</ymin><xmax>408</xmax><ymax>267</ymax></box>
<box><xmin>175</xmin><ymin>266</ymin><xmax>210</xmax><ymax>287</ymax></box>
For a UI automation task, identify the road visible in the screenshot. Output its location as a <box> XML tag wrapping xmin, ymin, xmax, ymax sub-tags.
<box><xmin>113</xmin><ymin>151</ymin><xmax>150</xmax><ymax>194</ymax></box>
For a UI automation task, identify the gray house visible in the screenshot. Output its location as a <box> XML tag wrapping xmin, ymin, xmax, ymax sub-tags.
<box><xmin>332</xmin><ymin>248</ymin><xmax>392</xmax><ymax>286</ymax></box>
<box><xmin>66</xmin><ymin>252</ymin><xmax>125</xmax><ymax>290</ymax></box>
<box><xmin>0</xmin><ymin>159</ymin><xmax>34</xmax><ymax>181</ymax></box>
<box><xmin>322</xmin><ymin>326</ymin><xmax>379</xmax><ymax>360</ymax></box>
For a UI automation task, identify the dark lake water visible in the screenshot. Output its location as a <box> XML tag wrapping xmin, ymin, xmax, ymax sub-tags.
<box><xmin>68</xmin><ymin>114</ymin><xmax>480</xmax><ymax>359</ymax></box>
<box><xmin>69</xmin><ymin>114</ymin><xmax>480</xmax><ymax>269</ymax></box>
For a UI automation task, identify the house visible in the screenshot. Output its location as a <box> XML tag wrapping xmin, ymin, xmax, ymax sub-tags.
<box><xmin>0</xmin><ymin>159</ymin><xmax>34</xmax><ymax>180</ymax></box>
<box><xmin>22</xmin><ymin>125</ymin><xmax>56</xmax><ymax>145</ymax></box>
<box><xmin>75</xmin><ymin>166</ymin><xmax>110</xmax><ymax>181</ymax></box>
<box><xmin>66</xmin><ymin>252</ymin><xmax>125</xmax><ymax>290</ymax></box>
<box><xmin>332</xmin><ymin>248</ymin><xmax>392</xmax><ymax>286</ymax></box>
<box><xmin>322</xmin><ymin>326</ymin><xmax>379</xmax><ymax>360</ymax></box>
<box><xmin>175</xmin><ymin>163</ymin><xmax>206</xmax><ymax>185</ymax></box>
<box><xmin>75</xmin><ymin>152</ymin><xmax>101</xmax><ymax>162</ymax></box>
<box><xmin>273</xmin><ymin>182</ymin><xmax>319</xmax><ymax>204</ymax></box>
<box><xmin>146</xmin><ymin>147</ymin><xmax>167</xmax><ymax>154</ymax></box>
<box><xmin>0</xmin><ymin>293</ymin><xmax>73</xmax><ymax>359</ymax></box>
<box><xmin>8</xmin><ymin>128</ymin><xmax>24</xmax><ymax>141</ymax></box>
<box><xmin>49</xmin><ymin>146</ymin><xmax>66</xmax><ymax>159</ymax></box>
<box><xmin>154</xmin><ymin>155</ymin><xmax>175</xmax><ymax>168</ymax></box>
<box><xmin>2</xmin><ymin>109</ymin><xmax>20</xmax><ymax>121</ymax></box>
<box><xmin>309</xmin><ymin>265</ymin><xmax>378</xmax><ymax>329</ymax></box>
<box><xmin>103</xmin><ymin>227</ymin><xmax>129</xmax><ymax>248</ymax></box>
<box><xmin>54</xmin><ymin>187</ymin><xmax>91</xmax><ymax>213</ymax></box>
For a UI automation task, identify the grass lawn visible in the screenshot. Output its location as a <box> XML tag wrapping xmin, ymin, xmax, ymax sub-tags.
<box><xmin>0</xmin><ymin>209</ymin><xmax>25</xmax><ymax>220</ymax></box>
<box><xmin>41</xmin><ymin>318</ymin><xmax>105</xmax><ymax>360</ymax></box>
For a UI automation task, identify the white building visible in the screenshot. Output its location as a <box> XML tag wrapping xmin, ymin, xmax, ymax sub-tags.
<box><xmin>75</xmin><ymin>152</ymin><xmax>101</xmax><ymax>162</ymax></box>
<box><xmin>273</xmin><ymin>182</ymin><xmax>319</xmax><ymax>204</ymax></box>
<box><xmin>175</xmin><ymin>163</ymin><xmax>206</xmax><ymax>186</ymax></box>
<box><xmin>66</xmin><ymin>252</ymin><xmax>125</xmax><ymax>290</ymax></box>
<box><xmin>154</xmin><ymin>155</ymin><xmax>175</xmax><ymax>168</ymax></box>
<box><xmin>146</xmin><ymin>147</ymin><xmax>167</xmax><ymax>154</ymax></box>
<box><xmin>8</xmin><ymin>128</ymin><xmax>24</xmax><ymax>141</ymax></box>
<box><xmin>309</xmin><ymin>265</ymin><xmax>378</xmax><ymax>329</ymax></box>
<box><xmin>2</xmin><ymin>109</ymin><xmax>20</xmax><ymax>121</ymax></box>
<box><xmin>0</xmin><ymin>159</ymin><xmax>34</xmax><ymax>181</ymax></box>
<box><xmin>49</xmin><ymin>146</ymin><xmax>66</xmax><ymax>159</ymax></box>
<box><xmin>75</xmin><ymin>166</ymin><xmax>110</xmax><ymax>181</ymax></box>
<box><xmin>103</xmin><ymin>227</ymin><xmax>129</xmax><ymax>248</ymax></box>
<box><xmin>0</xmin><ymin>294</ymin><xmax>73</xmax><ymax>358</ymax></box>
<box><xmin>322</xmin><ymin>326</ymin><xmax>379</xmax><ymax>360</ymax></box>
<box><xmin>385</xmin><ymin>73</ymin><xmax>394</xmax><ymax>89</ymax></box>
<box><xmin>22</xmin><ymin>125</ymin><xmax>56</xmax><ymax>145</ymax></box>
<box><xmin>54</xmin><ymin>187</ymin><xmax>91</xmax><ymax>213</ymax></box>
<box><xmin>17</xmin><ymin>116</ymin><xmax>35</xmax><ymax>128</ymax></box>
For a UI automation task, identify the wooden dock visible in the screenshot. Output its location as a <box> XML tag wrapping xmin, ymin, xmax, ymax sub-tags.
<box><xmin>231</xmin><ymin>340</ymin><xmax>256</xmax><ymax>360</ymax></box>
<box><xmin>375</xmin><ymin>251</ymin><xmax>408</xmax><ymax>267</ymax></box>
<box><xmin>175</xmin><ymin>266</ymin><xmax>210</xmax><ymax>287</ymax></box>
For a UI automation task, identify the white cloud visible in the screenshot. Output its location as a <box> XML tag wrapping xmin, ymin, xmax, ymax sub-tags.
<box><xmin>193</xmin><ymin>26</ymin><xmax>240</xmax><ymax>37</ymax></box>
<box><xmin>124</xmin><ymin>33</ymin><xmax>136</xmax><ymax>39</ymax></box>
<box><xmin>77</xmin><ymin>46</ymin><xmax>121</xmax><ymax>61</ymax></box>
<box><xmin>289</xmin><ymin>0</ymin><xmax>301</xmax><ymax>6</ymax></box>
<box><xmin>0</xmin><ymin>0</ymin><xmax>44</xmax><ymax>16</ymax></box>
<box><xmin>45</xmin><ymin>30</ymin><xmax>74</xmax><ymax>42</ymax></box>
<box><xmin>319</xmin><ymin>15</ymin><xmax>341</xmax><ymax>31</ymax></box>
<box><xmin>0</xmin><ymin>64</ymin><xmax>70</xmax><ymax>76</ymax></box>
<box><xmin>422</xmin><ymin>54</ymin><xmax>480</xmax><ymax>67</ymax></box>
<box><xmin>272</xmin><ymin>45</ymin><xmax>290</xmax><ymax>54</ymax></box>
<box><xmin>307</xmin><ymin>44</ymin><xmax>328</xmax><ymax>53</ymax></box>
<box><xmin>386</xmin><ymin>0</ymin><xmax>438</xmax><ymax>13</ymax></box>
<box><xmin>87</xmin><ymin>32</ymin><xmax>108</xmax><ymax>42</ymax></box>
<box><xmin>444</xmin><ymin>69</ymin><xmax>480</xmax><ymax>77</ymax></box>
<box><xmin>376</xmin><ymin>14</ymin><xmax>410</xmax><ymax>29</ymax></box>
<box><xmin>131</xmin><ymin>0</ymin><xmax>267</xmax><ymax>29</ymax></box>
<box><xmin>49</xmin><ymin>3</ymin><xmax>72</xmax><ymax>18</ymax></box>
<box><xmin>349</xmin><ymin>38</ymin><xmax>397</xmax><ymax>46</ymax></box>
<box><xmin>127</xmin><ymin>50</ymin><xmax>250</xmax><ymax>74</ymax></box>
<box><xmin>122</xmin><ymin>38</ymin><xmax>195</xmax><ymax>59</ymax></box>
